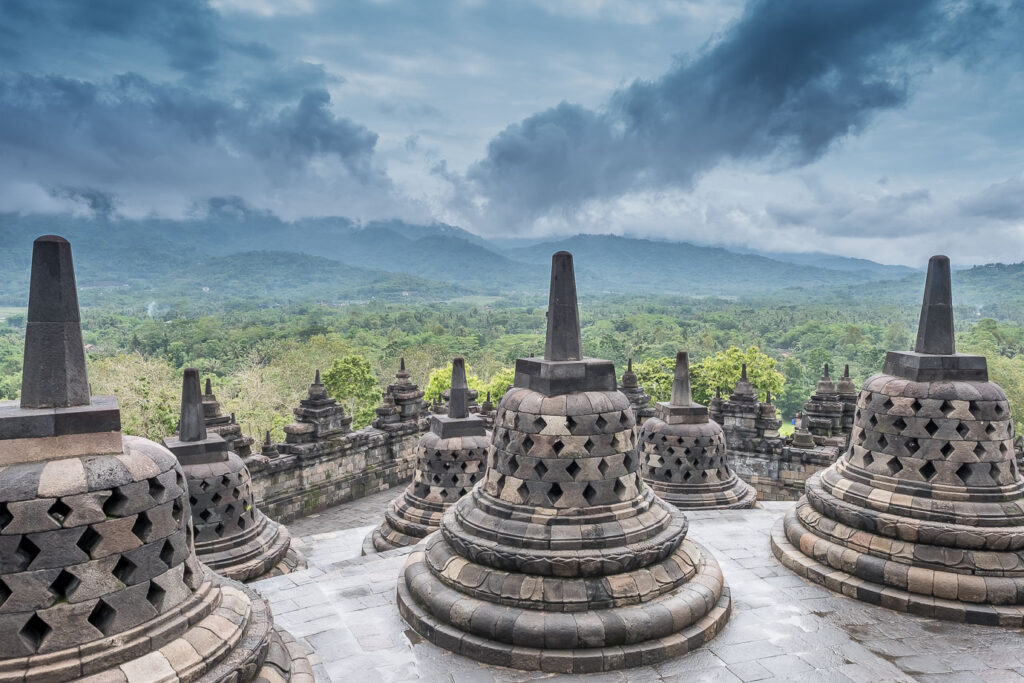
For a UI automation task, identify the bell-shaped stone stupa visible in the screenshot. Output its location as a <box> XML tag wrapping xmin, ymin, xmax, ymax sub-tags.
<box><xmin>639</xmin><ymin>352</ymin><xmax>757</xmax><ymax>509</ymax></box>
<box><xmin>772</xmin><ymin>255</ymin><xmax>1024</xmax><ymax>625</ymax></box>
<box><xmin>365</xmin><ymin>357</ymin><xmax>489</xmax><ymax>553</ymax></box>
<box><xmin>397</xmin><ymin>252</ymin><xmax>731</xmax><ymax>673</ymax></box>
<box><xmin>164</xmin><ymin>369</ymin><xmax>305</xmax><ymax>582</ymax></box>
<box><xmin>0</xmin><ymin>235</ymin><xmax>311</xmax><ymax>681</ymax></box>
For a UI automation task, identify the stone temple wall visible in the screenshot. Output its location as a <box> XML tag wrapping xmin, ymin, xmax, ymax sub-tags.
<box><xmin>728</xmin><ymin>446</ymin><xmax>840</xmax><ymax>501</ymax></box>
<box><xmin>246</xmin><ymin>423</ymin><xmax>420</xmax><ymax>522</ymax></box>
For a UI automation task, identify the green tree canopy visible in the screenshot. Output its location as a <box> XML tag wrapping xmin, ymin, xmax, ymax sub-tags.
<box><xmin>690</xmin><ymin>346</ymin><xmax>785</xmax><ymax>405</ymax></box>
<box><xmin>322</xmin><ymin>354</ymin><xmax>381</xmax><ymax>429</ymax></box>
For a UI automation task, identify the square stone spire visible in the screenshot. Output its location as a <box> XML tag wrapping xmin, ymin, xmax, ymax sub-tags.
<box><xmin>0</xmin><ymin>235</ymin><xmax>122</xmax><ymax>464</ymax></box>
<box><xmin>514</xmin><ymin>251</ymin><xmax>616</xmax><ymax>396</ymax></box>
<box><xmin>163</xmin><ymin>368</ymin><xmax>229</xmax><ymax>465</ymax></box>
<box><xmin>883</xmin><ymin>254</ymin><xmax>986</xmax><ymax>381</ymax></box>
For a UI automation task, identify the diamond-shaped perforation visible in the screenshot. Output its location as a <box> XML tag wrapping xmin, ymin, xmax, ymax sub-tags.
<box><xmin>623</xmin><ymin>451</ymin><xmax>634</xmax><ymax>472</ymax></box>
<box><xmin>598</xmin><ymin>458</ymin><xmax>610</xmax><ymax>476</ymax></box>
<box><xmin>0</xmin><ymin>578</ymin><xmax>10</xmax><ymax>608</ymax></box>
<box><xmin>77</xmin><ymin>527</ymin><xmax>101</xmax><ymax>558</ymax></box>
<box><xmin>910</xmin><ymin>399</ymin><xmax>922</xmax><ymax>413</ymax></box>
<box><xmin>547</xmin><ymin>482</ymin><xmax>563</xmax><ymax>506</ymax></box>
<box><xmin>103</xmin><ymin>488</ymin><xmax>129</xmax><ymax>517</ymax></box>
<box><xmin>146</xmin><ymin>581</ymin><xmax>166</xmax><ymax>611</ymax></box>
<box><xmin>198</xmin><ymin>480</ymin><xmax>209</xmax><ymax>492</ymax></box>
<box><xmin>613</xmin><ymin>477</ymin><xmax>627</xmax><ymax>499</ymax></box>
<box><xmin>955</xmin><ymin>422</ymin><xmax>970</xmax><ymax>439</ymax></box>
<box><xmin>199</xmin><ymin>509</ymin><xmax>213</xmax><ymax>522</ymax></box>
<box><xmin>521</xmin><ymin>435</ymin><xmax>534</xmax><ymax>453</ymax></box>
<box><xmin>48</xmin><ymin>569</ymin><xmax>80</xmax><ymax>601</ymax></box>
<box><xmin>919</xmin><ymin>460</ymin><xmax>937</xmax><ymax>480</ymax></box>
<box><xmin>595</xmin><ymin>415</ymin><xmax>608</xmax><ymax>430</ymax></box>
<box><xmin>862</xmin><ymin>451</ymin><xmax>875</xmax><ymax>468</ymax></box>
<box><xmin>956</xmin><ymin>462</ymin><xmax>972</xmax><ymax>485</ymax></box>
<box><xmin>215</xmin><ymin>522</ymin><xmax>226</xmax><ymax>535</ymax></box>
<box><xmin>0</xmin><ymin>503</ymin><xmax>11</xmax><ymax>532</ymax></box>
<box><xmin>876</xmin><ymin>434</ymin><xmax>888</xmax><ymax>450</ymax></box>
<box><xmin>172</xmin><ymin>499</ymin><xmax>184</xmax><ymax>524</ymax></box>
<box><xmin>940</xmin><ymin>442</ymin><xmax>954</xmax><ymax>457</ymax></box>
<box><xmin>619</xmin><ymin>411</ymin><xmax>631</xmax><ymax>427</ymax></box>
<box><xmin>516</xmin><ymin>481</ymin><xmax>529</xmax><ymax>501</ymax></box>
<box><xmin>974</xmin><ymin>442</ymin><xmax>987</xmax><ymax>459</ymax></box>
<box><xmin>534</xmin><ymin>461</ymin><xmax>548</xmax><ymax>479</ymax></box>
<box><xmin>132</xmin><ymin>512</ymin><xmax>153</xmax><ymax>543</ymax></box>
<box><xmin>112</xmin><ymin>556</ymin><xmax>137</xmax><ymax>584</ymax></box>
<box><xmin>221</xmin><ymin>474</ymin><xmax>232</xmax><ymax>487</ymax></box>
<box><xmin>238</xmin><ymin>515</ymin><xmax>247</xmax><ymax>531</ymax></box>
<box><xmin>533</xmin><ymin>416</ymin><xmax>546</xmax><ymax>431</ymax></box>
<box><xmin>565</xmin><ymin>415</ymin><xmax>576</xmax><ymax>433</ymax></box>
<box><xmin>88</xmin><ymin>599</ymin><xmax>116</xmax><ymax>636</ymax></box>
<box><xmin>923</xmin><ymin>419</ymin><xmax>939</xmax><ymax>437</ymax></box>
<box><xmin>507</xmin><ymin>454</ymin><xmax>519</xmax><ymax>475</ymax></box>
<box><xmin>583</xmin><ymin>483</ymin><xmax>598</xmax><ymax>505</ymax></box>
<box><xmin>882</xmin><ymin>398</ymin><xmax>894</xmax><ymax>411</ymax></box>
<box><xmin>885</xmin><ymin>457</ymin><xmax>903</xmax><ymax>476</ymax></box>
<box><xmin>148</xmin><ymin>477</ymin><xmax>166</xmax><ymax>503</ymax></box>
<box><xmin>986</xmin><ymin>423</ymin><xmax>997</xmax><ymax>437</ymax></box>
<box><xmin>160</xmin><ymin>539</ymin><xmax>175</xmax><ymax>567</ymax></box>
<box><xmin>566</xmin><ymin>460</ymin><xmax>581</xmax><ymax>479</ymax></box>
<box><xmin>892</xmin><ymin>417</ymin><xmax>907</xmax><ymax>432</ymax></box>
<box><xmin>906</xmin><ymin>438</ymin><xmax>920</xmax><ymax>455</ymax></box>
<box><xmin>46</xmin><ymin>499</ymin><xmax>71</xmax><ymax>526</ymax></box>
<box><xmin>212</xmin><ymin>492</ymin><xmax>223</xmax><ymax>505</ymax></box>
<box><xmin>995</xmin><ymin>403</ymin><xmax>1005</xmax><ymax>416</ymax></box>
<box><xmin>16</xmin><ymin>536</ymin><xmax>40</xmax><ymax>569</ymax></box>
<box><xmin>552</xmin><ymin>440</ymin><xmax>564</xmax><ymax>455</ymax></box>
<box><xmin>19</xmin><ymin>614</ymin><xmax>51</xmax><ymax>651</ymax></box>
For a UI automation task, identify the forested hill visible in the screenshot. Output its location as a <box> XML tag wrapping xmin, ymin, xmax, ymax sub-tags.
<box><xmin>1</xmin><ymin>212</ymin><xmax>1020</xmax><ymax>315</ymax></box>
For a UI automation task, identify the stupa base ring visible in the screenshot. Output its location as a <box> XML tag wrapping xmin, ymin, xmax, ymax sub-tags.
<box><xmin>396</xmin><ymin>540</ymin><xmax>731</xmax><ymax>673</ymax></box>
<box><xmin>653</xmin><ymin>479</ymin><xmax>759</xmax><ymax>511</ymax></box>
<box><xmin>770</xmin><ymin>515</ymin><xmax>1024</xmax><ymax>627</ymax></box>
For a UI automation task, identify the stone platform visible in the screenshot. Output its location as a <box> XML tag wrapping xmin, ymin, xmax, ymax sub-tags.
<box><xmin>250</xmin><ymin>490</ymin><xmax>1024</xmax><ymax>682</ymax></box>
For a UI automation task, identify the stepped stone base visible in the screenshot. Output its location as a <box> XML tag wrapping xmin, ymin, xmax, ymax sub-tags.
<box><xmin>396</xmin><ymin>536</ymin><xmax>731</xmax><ymax>674</ymax></box>
<box><xmin>0</xmin><ymin>570</ymin><xmax>312</xmax><ymax>683</ymax></box>
<box><xmin>650</xmin><ymin>476</ymin><xmax>759</xmax><ymax>511</ymax></box>
<box><xmin>770</xmin><ymin>513</ymin><xmax>1024</xmax><ymax>627</ymax></box>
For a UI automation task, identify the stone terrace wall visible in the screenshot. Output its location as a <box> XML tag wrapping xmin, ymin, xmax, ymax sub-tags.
<box><xmin>730</xmin><ymin>446</ymin><xmax>839</xmax><ymax>501</ymax></box>
<box><xmin>246</xmin><ymin>422</ymin><xmax>419</xmax><ymax>522</ymax></box>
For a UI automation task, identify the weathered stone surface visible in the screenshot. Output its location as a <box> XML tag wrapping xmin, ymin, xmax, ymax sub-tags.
<box><xmin>368</xmin><ymin>358</ymin><xmax>489</xmax><ymax>554</ymax></box>
<box><xmin>772</xmin><ymin>254</ymin><xmax>1024</xmax><ymax>625</ymax></box>
<box><xmin>640</xmin><ymin>352</ymin><xmax>756</xmax><ymax>510</ymax></box>
<box><xmin>0</xmin><ymin>235</ymin><xmax>311</xmax><ymax>681</ymax></box>
<box><xmin>164</xmin><ymin>369</ymin><xmax>305</xmax><ymax>583</ymax></box>
<box><xmin>397</xmin><ymin>252</ymin><xmax>730</xmax><ymax>672</ymax></box>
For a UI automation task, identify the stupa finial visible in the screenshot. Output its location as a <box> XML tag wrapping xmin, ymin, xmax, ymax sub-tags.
<box><xmin>915</xmin><ymin>255</ymin><xmax>955</xmax><ymax>355</ymax></box>
<box><xmin>205</xmin><ymin>377</ymin><xmax>213</xmax><ymax>396</ymax></box>
<box><xmin>449</xmin><ymin>357</ymin><xmax>469</xmax><ymax>419</ymax></box>
<box><xmin>544</xmin><ymin>251</ymin><xmax>582</xmax><ymax>362</ymax></box>
<box><xmin>178</xmin><ymin>368</ymin><xmax>207</xmax><ymax>442</ymax></box>
<box><xmin>628</xmin><ymin>357</ymin><xmax>633</xmax><ymax>372</ymax></box>
<box><xmin>844</xmin><ymin>364</ymin><xmax>850</xmax><ymax>378</ymax></box>
<box><xmin>741</xmin><ymin>363</ymin><xmax>748</xmax><ymax>381</ymax></box>
<box><xmin>823</xmin><ymin>363</ymin><xmax>830</xmax><ymax>379</ymax></box>
<box><xmin>670</xmin><ymin>351</ymin><xmax>692</xmax><ymax>407</ymax></box>
<box><xmin>314</xmin><ymin>369</ymin><xmax>321</xmax><ymax>385</ymax></box>
<box><xmin>20</xmin><ymin>235</ymin><xmax>90</xmax><ymax>408</ymax></box>
<box><xmin>400</xmin><ymin>357</ymin><xmax>406</xmax><ymax>371</ymax></box>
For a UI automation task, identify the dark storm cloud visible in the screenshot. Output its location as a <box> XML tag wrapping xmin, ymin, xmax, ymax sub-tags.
<box><xmin>50</xmin><ymin>187</ymin><xmax>118</xmax><ymax>216</ymax></box>
<box><xmin>467</xmin><ymin>0</ymin><xmax>1014</xmax><ymax>228</ymax></box>
<box><xmin>0</xmin><ymin>72</ymin><xmax>379</xmax><ymax>185</ymax></box>
<box><xmin>0</xmin><ymin>0</ymin><xmax>227</xmax><ymax>79</ymax></box>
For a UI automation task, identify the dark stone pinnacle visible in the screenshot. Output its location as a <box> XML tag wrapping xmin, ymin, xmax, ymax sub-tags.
<box><xmin>20</xmin><ymin>235</ymin><xmax>90</xmax><ymax>409</ymax></box>
<box><xmin>544</xmin><ymin>251</ymin><xmax>582</xmax><ymax>362</ymax></box>
<box><xmin>178</xmin><ymin>368</ymin><xmax>208</xmax><ymax>442</ymax></box>
<box><xmin>205</xmin><ymin>378</ymin><xmax>213</xmax><ymax>396</ymax></box>
<box><xmin>449</xmin><ymin>357</ymin><xmax>469</xmax><ymax>419</ymax></box>
<box><xmin>670</xmin><ymin>351</ymin><xmax>692</xmax><ymax>407</ymax></box>
<box><xmin>915</xmin><ymin>254</ymin><xmax>955</xmax><ymax>355</ymax></box>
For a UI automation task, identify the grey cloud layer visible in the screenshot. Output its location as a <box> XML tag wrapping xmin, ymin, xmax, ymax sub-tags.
<box><xmin>466</xmin><ymin>0</ymin><xmax>1016</xmax><ymax>230</ymax></box>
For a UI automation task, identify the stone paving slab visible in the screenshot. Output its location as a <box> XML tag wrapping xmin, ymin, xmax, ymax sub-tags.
<box><xmin>253</xmin><ymin>498</ymin><xmax>1024</xmax><ymax>682</ymax></box>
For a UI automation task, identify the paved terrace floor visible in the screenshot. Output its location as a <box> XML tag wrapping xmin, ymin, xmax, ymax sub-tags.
<box><xmin>253</xmin><ymin>489</ymin><xmax>1024</xmax><ymax>682</ymax></box>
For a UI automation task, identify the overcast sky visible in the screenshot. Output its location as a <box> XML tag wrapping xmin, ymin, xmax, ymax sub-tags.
<box><xmin>1</xmin><ymin>0</ymin><xmax>1022</xmax><ymax>265</ymax></box>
